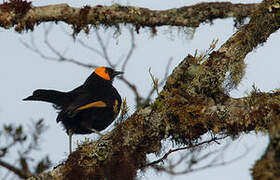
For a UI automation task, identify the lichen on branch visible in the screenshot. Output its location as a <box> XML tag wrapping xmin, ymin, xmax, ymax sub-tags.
<box><xmin>0</xmin><ymin>1</ymin><xmax>258</xmax><ymax>34</ymax></box>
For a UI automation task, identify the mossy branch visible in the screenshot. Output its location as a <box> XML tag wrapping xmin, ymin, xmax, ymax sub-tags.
<box><xmin>27</xmin><ymin>62</ymin><xmax>280</xmax><ymax>179</ymax></box>
<box><xmin>252</xmin><ymin>125</ymin><xmax>280</xmax><ymax>179</ymax></box>
<box><xmin>0</xmin><ymin>2</ymin><xmax>258</xmax><ymax>34</ymax></box>
<box><xmin>164</xmin><ymin>0</ymin><xmax>280</xmax><ymax>102</ymax></box>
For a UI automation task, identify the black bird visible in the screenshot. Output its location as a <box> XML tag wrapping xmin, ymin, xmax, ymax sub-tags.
<box><xmin>24</xmin><ymin>66</ymin><xmax>123</xmax><ymax>153</ymax></box>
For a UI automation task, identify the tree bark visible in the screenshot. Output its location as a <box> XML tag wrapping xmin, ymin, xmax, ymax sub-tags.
<box><xmin>252</xmin><ymin>129</ymin><xmax>280</xmax><ymax>180</ymax></box>
<box><xmin>0</xmin><ymin>2</ymin><xmax>258</xmax><ymax>34</ymax></box>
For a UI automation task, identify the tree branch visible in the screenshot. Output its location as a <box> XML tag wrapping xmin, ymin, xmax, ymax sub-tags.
<box><xmin>165</xmin><ymin>0</ymin><xmax>280</xmax><ymax>102</ymax></box>
<box><xmin>251</xmin><ymin>98</ymin><xmax>280</xmax><ymax>179</ymax></box>
<box><xmin>0</xmin><ymin>2</ymin><xmax>258</xmax><ymax>33</ymax></box>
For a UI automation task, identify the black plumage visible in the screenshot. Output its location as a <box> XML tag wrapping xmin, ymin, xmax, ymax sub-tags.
<box><xmin>24</xmin><ymin>67</ymin><xmax>123</xmax><ymax>153</ymax></box>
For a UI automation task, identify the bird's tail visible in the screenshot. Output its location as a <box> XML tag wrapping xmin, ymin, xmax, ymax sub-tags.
<box><xmin>23</xmin><ymin>89</ymin><xmax>68</xmax><ymax>106</ymax></box>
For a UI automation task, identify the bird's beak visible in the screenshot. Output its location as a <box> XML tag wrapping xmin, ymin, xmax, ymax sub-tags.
<box><xmin>113</xmin><ymin>71</ymin><xmax>124</xmax><ymax>76</ymax></box>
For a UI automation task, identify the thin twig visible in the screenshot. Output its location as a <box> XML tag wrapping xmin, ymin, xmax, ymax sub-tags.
<box><xmin>149</xmin><ymin>135</ymin><xmax>249</xmax><ymax>176</ymax></box>
<box><xmin>20</xmin><ymin>25</ymin><xmax>96</xmax><ymax>68</ymax></box>
<box><xmin>144</xmin><ymin>136</ymin><xmax>227</xmax><ymax>167</ymax></box>
<box><xmin>77</xmin><ymin>38</ymin><xmax>105</xmax><ymax>58</ymax></box>
<box><xmin>158</xmin><ymin>147</ymin><xmax>248</xmax><ymax>175</ymax></box>
<box><xmin>95</xmin><ymin>30</ymin><xmax>114</xmax><ymax>67</ymax></box>
<box><xmin>119</xmin><ymin>76</ymin><xmax>142</xmax><ymax>106</ymax></box>
<box><xmin>121</xmin><ymin>28</ymin><xmax>136</xmax><ymax>72</ymax></box>
<box><xmin>0</xmin><ymin>141</ymin><xmax>17</xmax><ymax>158</ymax></box>
<box><xmin>44</xmin><ymin>24</ymin><xmax>96</xmax><ymax>68</ymax></box>
<box><xmin>0</xmin><ymin>160</ymin><xmax>32</xmax><ymax>179</ymax></box>
<box><xmin>142</xmin><ymin>57</ymin><xmax>173</xmax><ymax>106</ymax></box>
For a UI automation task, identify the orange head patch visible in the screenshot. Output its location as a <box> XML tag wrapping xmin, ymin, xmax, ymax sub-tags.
<box><xmin>94</xmin><ymin>66</ymin><xmax>110</xmax><ymax>80</ymax></box>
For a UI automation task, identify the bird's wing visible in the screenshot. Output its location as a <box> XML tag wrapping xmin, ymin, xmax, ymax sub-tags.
<box><xmin>57</xmin><ymin>86</ymin><xmax>109</xmax><ymax>119</ymax></box>
<box><xmin>56</xmin><ymin>95</ymin><xmax>108</xmax><ymax>122</ymax></box>
<box><xmin>75</xmin><ymin>101</ymin><xmax>107</xmax><ymax>110</ymax></box>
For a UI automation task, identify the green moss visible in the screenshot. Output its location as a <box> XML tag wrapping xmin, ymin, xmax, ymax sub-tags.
<box><xmin>228</xmin><ymin>61</ymin><xmax>246</xmax><ymax>88</ymax></box>
<box><xmin>150</xmin><ymin>89</ymin><xmax>170</xmax><ymax>111</ymax></box>
<box><xmin>150</xmin><ymin>98</ymin><xmax>165</xmax><ymax>111</ymax></box>
<box><xmin>111</xmin><ymin>3</ymin><xmax>121</xmax><ymax>10</ymax></box>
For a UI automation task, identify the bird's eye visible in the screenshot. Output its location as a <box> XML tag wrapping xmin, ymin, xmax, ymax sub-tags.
<box><xmin>104</xmin><ymin>68</ymin><xmax>109</xmax><ymax>75</ymax></box>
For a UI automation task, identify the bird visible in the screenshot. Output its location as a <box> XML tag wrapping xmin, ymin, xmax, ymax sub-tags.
<box><xmin>23</xmin><ymin>66</ymin><xmax>123</xmax><ymax>153</ymax></box>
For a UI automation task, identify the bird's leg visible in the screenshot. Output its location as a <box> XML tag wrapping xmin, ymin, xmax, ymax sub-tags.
<box><xmin>68</xmin><ymin>130</ymin><xmax>73</xmax><ymax>154</ymax></box>
<box><xmin>89</xmin><ymin>128</ymin><xmax>104</xmax><ymax>136</ymax></box>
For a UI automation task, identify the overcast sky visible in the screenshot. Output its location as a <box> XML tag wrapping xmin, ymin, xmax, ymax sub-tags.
<box><xmin>1</xmin><ymin>0</ymin><xmax>279</xmax><ymax>179</ymax></box>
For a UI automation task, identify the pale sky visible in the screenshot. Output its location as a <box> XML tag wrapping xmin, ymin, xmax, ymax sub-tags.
<box><xmin>1</xmin><ymin>0</ymin><xmax>278</xmax><ymax>179</ymax></box>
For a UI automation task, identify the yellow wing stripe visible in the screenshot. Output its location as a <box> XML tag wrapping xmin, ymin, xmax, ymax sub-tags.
<box><xmin>113</xmin><ymin>100</ymin><xmax>119</xmax><ymax>114</ymax></box>
<box><xmin>76</xmin><ymin>101</ymin><xmax>107</xmax><ymax>111</ymax></box>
